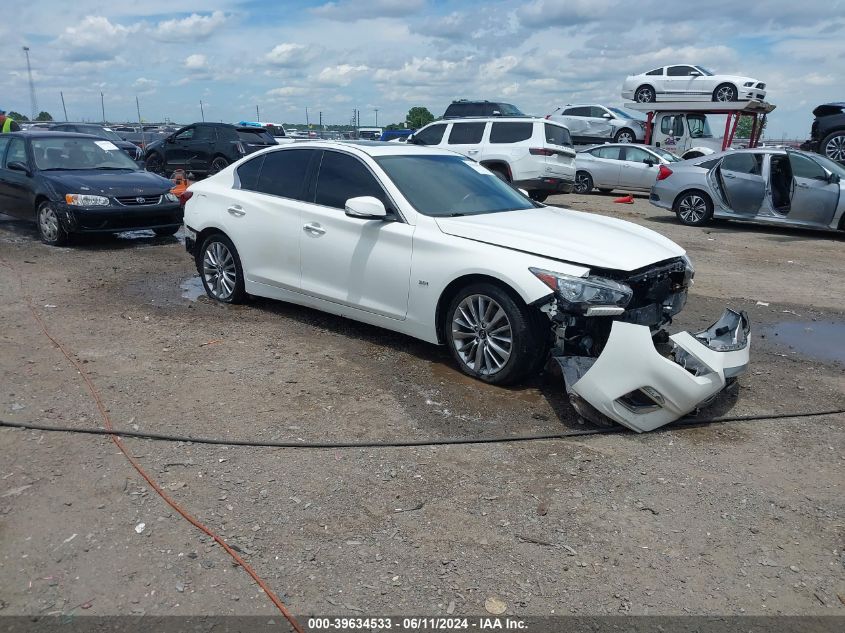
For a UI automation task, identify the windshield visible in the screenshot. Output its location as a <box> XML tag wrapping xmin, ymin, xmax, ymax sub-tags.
<box><xmin>696</xmin><ymin>66</ymin><xmax>715</xmax><ymax>76</ymax></box>
<box><xmin>686</xmin><ymin>114</ymin><xmax>713</xmax><ymax>138</ymax></box>
<box><xmin>648</xmin><ymin>146</ymin><xmax>683</xmax><ymax>162</ymax></box>
<box><xmin>608</xmin><ymin>107</ymin><xmax>644</xmax><ymax>121</ymax></box>
<box><xmin>375</xmin><ymin>154</ymin><xmax>535</xmax><ymax>217</ymax></box>
<box><xmin>33</xmin><ymin>137</ymin><xmax>140</xmax><ymax>170</ymax></box>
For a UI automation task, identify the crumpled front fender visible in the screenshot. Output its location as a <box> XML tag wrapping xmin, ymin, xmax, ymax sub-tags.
<box><xmin>558</xmin><ymin>309</ymin><xmax>750</xmax><ymax>433</ymax></box>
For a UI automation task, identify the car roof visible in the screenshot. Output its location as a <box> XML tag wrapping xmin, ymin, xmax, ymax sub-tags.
<box><xmin>258</xmin><ymin>140</ymin><xmax>461</xmax><ymax>158</ymax></box>
<box><xmin>5</xmin><ymin>131</ymin><xmax>101</xmax><ymax>139</ymax></box>
<box><xmin>426</xmin><ymin>116</ymin><xmax>546</xmax><ymax>124</ymax></box>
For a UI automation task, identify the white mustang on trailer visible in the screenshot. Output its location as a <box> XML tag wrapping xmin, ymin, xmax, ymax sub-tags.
<box><xmin>183</xmin><ymin>141</ymin><xmax>750</xmax><ymax>432</ymax></box>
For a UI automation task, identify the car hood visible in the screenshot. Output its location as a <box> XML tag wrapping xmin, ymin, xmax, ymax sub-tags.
<box><xmin>41</xmin><ymin>169</ymin><xmax>173</xmax><ymax>197</ymax></box>
<box><xmin>435</xmin><ymin>206</ymin><xmax>685</xmax><ymax>272</ymax></box>
<box><xmin>717</xmin><ymin>75</ymin><xmax>762</xmax><ymax>85</ymax></box>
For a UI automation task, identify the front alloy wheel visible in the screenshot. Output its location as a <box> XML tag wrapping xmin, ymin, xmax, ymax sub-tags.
<box><xmin>676</xmin><ymin>192</ymin><xmax>712</xmax><ymax>226</ymax></box>
<box><xmin>451</xmin><ymin>294</ymin><xmax>513</xmax><ymax>378</ymax></box>
<box><xmin>713</xmin><ymin>84</ymin><xmax>738</xmax><ymax>102</ymax></box>
<box><xmin>199</xmin><ymin>234</ymin><xmax>245</xmax><ymax>303</ymax></box>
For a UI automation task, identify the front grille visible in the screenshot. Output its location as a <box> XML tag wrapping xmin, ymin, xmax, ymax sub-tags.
<box><xmin>115</xmin><ymin>195</ymin><xmax>162</xmax><ymax>206</ymax></box>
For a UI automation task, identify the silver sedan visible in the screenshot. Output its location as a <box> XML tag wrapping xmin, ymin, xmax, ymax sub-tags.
<box><xmin>574</xmin><ymin>144</ymin><xmax>682</xmax><ymax>194</ymax></box>
<box><xmin>649</xmin><ymin>148</ymin><xmax>845</xmax><ymax>231</ymax></box>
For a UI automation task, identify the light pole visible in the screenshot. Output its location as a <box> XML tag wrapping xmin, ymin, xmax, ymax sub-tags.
<box><xmin>22</xmin><ymin>46</ymin><xmax>38</xmax><ymax>120</ymax></box>
<box><xmin>374</xmin><ymin>108</ymin><xmax>379</xmax><ymax>127</ymax></box>
<box><xmin>100</xmin><ymin>92</ymin><xmax>105</xmax><ymax>123</ymax></box>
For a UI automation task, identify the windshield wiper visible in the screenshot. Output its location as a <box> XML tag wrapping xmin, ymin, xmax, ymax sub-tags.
<box><xmin>92</xmin><ymin>166</ymin><xmax>133</xmax><ymax>170</ymax></box>
<box><xmin>40</xmin><ymin>167</ymin><xmax>76</xmax><ymax>171</ymax></box>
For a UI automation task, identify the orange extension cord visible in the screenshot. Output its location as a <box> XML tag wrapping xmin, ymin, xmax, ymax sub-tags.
<box><xmin>0</xmin><ymin>255</ymin><xmax>304</xmax><ymax>633</ymax></box>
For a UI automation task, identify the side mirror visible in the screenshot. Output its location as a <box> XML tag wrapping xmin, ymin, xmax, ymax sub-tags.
<box><xmin>602</xmin><ymin>113</ymin><xmax>613</xmax><ymax>119</ymax></box>
<box><xmin>345</xmin><ymin>196</ymin><xmax>387</xmax><ymax>219</ymax></box>
<box><xmin>644</xmin><ymin>158</ymin><xmax>655</xmax><ymax>167</ymax></box>
<box><xmin>689</xmin><ymin>70</ymin><xmax>701</xmax><ymax>76</ymax></box>
<box><xmin>7</xmin><ymin>161</ymin><xmax>30</xmax><ymax>175</ymax></box>
<box><xmin>828</xmin><ymin>172</ymin><xmax>841</xmax><ymax>184</ymax></box>
<box><xmin>166</xmin><ymin>136</ymin><xmax>175</xmax><ymax>144</ymax></box>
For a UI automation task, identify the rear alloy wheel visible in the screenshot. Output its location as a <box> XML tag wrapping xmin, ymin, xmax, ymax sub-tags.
<box><xmin>713</xmin><ymin>83</ymin><xmax>738</xmax><ymax>102</ymax></box>
<box><xmin>145</xmin><ymin>153</ymin><xmax>165</xmax><ymax>175</ymax></box>
<box><xmin>37</xmin><ymin>200</ymin><xmax>69</xmax><ymax>246</ymax></box>
<box><xmin>528</xmin><ymin>191</ymin><xmax>548</xmax><ymax>202</ymax></box>
<box><xmin>614</xmin><ymin>128</ymin><xmax>635</xmax><ymax>143</ymax></box>
<box><xmin>446</xmin><ymin>283</ymin><xmax>545</xmax><ymax>385</ymax></box>
<box><xmin>821</xmin><ymin>131</ymin><xmax>845</xmax><ymax>163</ymax></box>
<box><xmin>675</xmin><ymin>191</ymin><xmax>713</xmax><ymax>226</ymax></box>
<box><xmin>199</xmin><ymin>233</ymin><xmax>246</xmax><ymax>303</ymax></box>
<box><xmin>635</xmin><ymin>85</ymin><xmax>655</xmax><ymax>103</ymax></box>
<box><xmin>574</xmin><ymin>171</ymin><xmax>593</xmax><ymax>194</ymax></box>
<box><xmin>209</xmin><ymin>156</ymin><xmax>229</xmax><ymax>175</ymax></box>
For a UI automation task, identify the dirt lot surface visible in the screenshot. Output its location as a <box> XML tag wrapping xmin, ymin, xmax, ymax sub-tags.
<box><xmin>1</xmin><ymin>192</ymin><xmax>843</xmax><ymax>620</ymax></box>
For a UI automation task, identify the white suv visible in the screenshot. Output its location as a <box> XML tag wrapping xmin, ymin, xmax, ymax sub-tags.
<box><xmin>409</xmin><ymin>117</ymin><xmax>575</xmax><ymax>201</ymax></box>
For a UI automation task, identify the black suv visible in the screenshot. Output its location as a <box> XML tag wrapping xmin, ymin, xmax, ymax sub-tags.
<box><xmin>443</xmin><ymin>100</ymin><xmax>525</xmax><ymax>119</ymax></box>
<box><xmin>50</xmin><ymin>123</ymin><xmax>143</xmax><ymax>162</ymax></box>
<box><xmin>143</xmin><ymin>123</ymin><xmax>276</xmax><ymax>176</ymax></box>
<box><xmin>801</xmin><ymin>102</ymin><xmax>845</xmax><ymax>163</ymax></box>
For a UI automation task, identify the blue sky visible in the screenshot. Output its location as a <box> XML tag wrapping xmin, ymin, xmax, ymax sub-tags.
<box><xmin>1</xmin><ymin>0</ymin><xmax>843</xmax><ymax>136</ymax></box>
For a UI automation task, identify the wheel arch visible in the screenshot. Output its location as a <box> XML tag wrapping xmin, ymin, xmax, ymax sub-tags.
<box><xmin>713</xmin><ymin>82</ymin><xmax>738</xmax><ymax>99</ymax></box>
<box><xmin>193</xmin><ymin>225</ymin><xmax>231</xmax><ymax>265</ymax></box>
<box><xmin>434</xmin><ymin>273</ymin><xmax>534</xmax><ymax>345</ymax></box>
<box><xmin>479</xmin><ymin>160</ymin><xmax>512</xmax><ymax>181</ymax></box>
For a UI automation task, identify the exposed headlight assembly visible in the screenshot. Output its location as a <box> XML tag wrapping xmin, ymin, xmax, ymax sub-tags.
<box><xmin>165</xmin><ymin>192</ymin><xmax>179</xmax><ymax>203</ymax></box>
<box><xmin>530</xmin><ymin>268</ymin><xmax>633</xmax><ymax>315</ymax></box>
<box><xmin>65</xmin><ymin>194</ymin><xmax>109</xmax><ymax>206</ymax></box>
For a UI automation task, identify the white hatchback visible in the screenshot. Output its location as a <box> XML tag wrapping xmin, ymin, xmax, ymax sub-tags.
<box><xmin>409</xmin><ymin>118</ymin><xmax>575</xmax><ymax>202</ymax></box>
<box><xmin>182</xmin><ymin>141</ymin><xmax>750</xmax><ymax>432</ymax></box>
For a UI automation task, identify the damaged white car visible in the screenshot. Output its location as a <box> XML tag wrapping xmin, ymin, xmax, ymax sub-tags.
<box><xmin>183</xmin><ymin>141</ymin><xmax>750</xmax><ymax>432</ymax></box>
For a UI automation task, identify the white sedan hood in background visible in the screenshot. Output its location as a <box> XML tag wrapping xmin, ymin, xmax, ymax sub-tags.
<box><xmin>435</xmin><ymin>206</ymin><xmax>685</xmax><ymax>271</ymax></box>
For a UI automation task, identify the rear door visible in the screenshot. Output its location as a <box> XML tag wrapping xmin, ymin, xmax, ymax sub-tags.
<box><xmin>446</xmin><ymin>122</ymin><xmax>486</xmax><ymax>160</ymax></box>
<box><xmin>299</xmin><ymin>150</ymin><xmax>413</xmax><ymax>319</ymax></box>
<box><xmin>786</xmin><ymin>152</ymin><xmax>840</xmax><ymax>225</ymax></box>
<box><xmin>619</xmin><ymin>146</ymin><xmax>658</xmax><ymax>190</ymax></box>
<box><xmin>586</xmin><ymin>145</ymin><xmax>623</xmax><ymax>188</ymax></box>
<box><xmin>718</xmin><ymin>152</ymin><xmax>765</xmax><ymax>214</ymax></box>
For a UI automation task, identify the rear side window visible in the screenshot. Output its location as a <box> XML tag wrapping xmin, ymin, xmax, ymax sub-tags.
<box><xmin>216</xmin><ymin>127</ymin><xmax>239</xmax><ymax>142</ymax></box>
<box><xmin>593</xmin><ymin>146</ymin><xmax>622</xmax><ymax>160</ymax></box>
<box><xmin>255</xmin><ymin>149</ymin><xmax>314</xmax><ymax>199</ymax></box>
<box><xmin>564</xmin><ymin>106</ymin><xmax>591</xmax><ymax>117</ymax></box>
<box><xmin>448</xmin><ymin>122</ymin><xmax>485</xmax><ymax>144</ymax></box>
<box><xmin>544</xmin><ymin>123</ymin><xmax>572</xmax><ymax>147</ymax></box>
<box><xmin>721</xmin><ymin>153</ymin><xmax>763</xmax><ymax>175</ymax></box>
<box><xmin>236</xmin><ymin>155</ymin><xmax>265</xmax><ymax>191</ymax></box>
<box><xmin>413</xmin><ymin>124</ymin><xmax>446</xmax><ymax>146</ymax></box>
<box><xmin>315</xmin><ymin>151</ymin><xmax>389</xmax><ymax>210</ymax></box>
<box><xmin>237</xmin><ymin>130</ymin><xmax>274</xmax><ymax>144</ymax></box>
<box><xmin>445</xmin><ymin>103</ymin><xmax>477</xmax><ymax>117</ymax></box>
<box><xmin>489</xmin><ymin>122</ymin><xmax>533</xmax><ymax>144</ymax></box>
<box><xmin>645</xmin><ymin>68</ymin><xmax>663</xmax><ymax>76</ymax></box>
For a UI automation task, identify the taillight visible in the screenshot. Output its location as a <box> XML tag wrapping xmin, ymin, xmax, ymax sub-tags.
<box><xmin>179</xmin><ymin>191</ymin><xmax>194</xmax><ymax>206</ymax></box>
<box><xmin>657</xmin><ymin>165</ymin><xmax>673</xmax><ymax>180</ymax></box>
<box><xmin>529</xmin><ymin>148</ymin><xmax>555</xmax><ymax>156</ymax></box>
<box><xmin>544</xmin><ymin>114</ymin><xmax>551</xmax><ymax>119</ymax></box>
<box><xmin>235</xmin><ymin>142</ymin><xmax>246</xmax><ymax>155</ymax></box>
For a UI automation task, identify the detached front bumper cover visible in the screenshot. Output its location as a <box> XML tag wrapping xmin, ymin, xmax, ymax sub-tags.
<box><xmin>557</xmin><ymin>309</ymin><xmax>750</xmax><ymax>433</ymax></box>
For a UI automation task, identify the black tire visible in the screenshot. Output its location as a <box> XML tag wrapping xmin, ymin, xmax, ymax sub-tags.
<box><xmin>597</xmin><ymin>188</ymin><xmax>613</xmax><ymax>194</ymax></box>
<box><xmin>712</xmin><ymin>83</ymin><xmax>737</xmax><ymax>102</ymax></box>
<box><xmin>445</xmin><ymin>282</ymin><xmax>546</xmax><ymax>386</ymax></box>
<box><xmin>528</xmin><ymin>191</ymin><xmax>548</xmax><ymax>202</ymax></box>
<box><xmin>613</xmin><ymin>128</ymin><xmax>636</xmax><ymax>143</ymax></box>
<box><xmin>36</xmin><ymin>200</ymin><xmax>69</xmax><ymax>246</ymax></box>
<box><xmin>820</xmin><ymin>130</ymin><xmax>845</xmax><ymax>163</ymax></box>
<box><xmin>209</xmin><ymin>156</ymin><xmax>229</xmax><ymax>175</ymax></box>
<box><xmin>153</xmin><ymin>225</ymin><xmax>180</xmax><ymax>237</ymax></box>
<box><xmin>674</xmin><ymin>190</ymin><xmax>713</xmax><ymax>227</ymax></box>
<box><xmin>635</xmin><ymin>85</ymin><xmax>655</xmax><ymax>103</ymax></box>
<box><xmin>197</xmin><ymin>233</ymin><xmax>246</xmax><ymax>304</ymax></box>
<box><xmin>145</xmin><ymin>153</ymin><xmax>165</xmax><ymax>175</ymax></box>
<box><xmin>574</xmin><ymin>171</ymin><xmax>593</xmax><ymax>194</ymax></box>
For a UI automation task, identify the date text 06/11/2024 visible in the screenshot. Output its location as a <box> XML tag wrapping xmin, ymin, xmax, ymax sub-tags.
<box><xmin>306</xmin><ymin>616</ymin><xmax>528</xmax><ymax>630</ymax></box>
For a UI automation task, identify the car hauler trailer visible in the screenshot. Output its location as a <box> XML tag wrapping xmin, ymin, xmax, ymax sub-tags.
<box><xmin>627</xmin><ymin>99</ymin><xmax>776</xmax><ymax>158</ymax></box>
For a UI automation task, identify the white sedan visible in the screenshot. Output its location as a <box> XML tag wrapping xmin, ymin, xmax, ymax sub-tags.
<box><xmin>183</xmin><ymin>141</ymin><xmax>750</xmax><ymax>432</ymax></box>
<box><xmin>622</xmin><ymin>64</ymin><xmax>767</xmax><ymax>103</ymax></box>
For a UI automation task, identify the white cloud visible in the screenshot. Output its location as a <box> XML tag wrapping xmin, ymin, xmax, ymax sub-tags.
<box><xmin>265</xmin><ymin>43</ymin><xmax>319</xmax><ymax>67</ymax></box>
<box><xmin>55</xmin><ymin>15</ymin><xmax>137</xmax><ymax>61</ymax></box>
<box><xmin>151</xmin><ymin>11</ymin><xmax>228</xmax><ymax>42</ymax></box>
<box><xmin>132</xmin><ymin>77</ymin><xmax>158</xmax><ymax>93</ymax></box>
<box><xmin>267</xmin><ymin>86</ymin><xmax>307</xmax><ymax>97</ymax></box>
<box><xmin>312</xmin><ymin>0</ymin><xmax>425</xmax><ymax>20</ymax></box>
<box><xmin>184</xmin><ymin>54</ymin><xmax>209</xmax><ymax>70</ymax></box>
<box><xmin>316</xmin><ymin>64</ymin><xmax>370</xmax><ymax>86</ymax></box>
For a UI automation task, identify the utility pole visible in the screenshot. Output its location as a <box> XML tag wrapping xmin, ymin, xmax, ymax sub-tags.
<box><xmin>22</xmin><ymin>47</ymin><xmax>38</xmax><ymax>120</ymax></box>
<box><xmin>319</xmin><ymin>111</ymin><xmax>322</xmax><ymax>128</ymax></box>
<box><xmin>100</xmin><ymin>92</ymin><xmax>105</xmax><ymax>123</ymax></box>
<box><xmin>305</xmin><ymin>106</ymin><xmax>310</xmax><ymax>127</ymax></box>
<box><xmin>256</xmin><ymin>104</ymin><xmax>260</xmax><ymax>121</ymax></box>
<box><xmin>200</xmin><ymin>100</ymin><xmax>205</xmax><ymax>122</ymax></box>
<box><xmin>60</xmin><ymin>91</ymin><xmax>68</xmax><ymax>121</ymax></box>
<box><xmin>374</xmin><ymin>107</ymin><xmax>379</xmax><ymax>127</ymax></box>
<box><xmin>136</xmin><ymin>96</ymin><xmax>146</xmax><ymax>151</ymax></box>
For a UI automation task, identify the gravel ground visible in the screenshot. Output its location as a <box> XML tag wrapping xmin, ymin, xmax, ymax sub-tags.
<box><xmin>0</xmin><ymin>192</ymin><xmax>843</xmax><ymax>620</ymax></box>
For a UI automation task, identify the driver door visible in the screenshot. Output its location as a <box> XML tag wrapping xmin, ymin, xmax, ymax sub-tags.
<box><xmin>589</xmin><ymin>107</ymin><xmax>614</xmax><ymax>139</ymax></box>
<box><xmin>664</xmin><ymin>65</ymin><xmax>698</xmax><ymax>97</ymax></box>
<box><xmin>299</xmin><ymin>150</ymin><xmax>414</xmax><ymax>320</ymax></box>
<box><xmin>786</xmin><ymin>152</ymin><xmax>840</xmax><ymax>226</ymax></box>
<box><xmin>619</xmin><ymin>146</ymin><xmax>658</xmax><ymax>190</ymax></box>
<box><xmin>165</xmin><ymin>126</ymin><xmax>195</xmax><ymax>171</ymax></box>
<box><xmin>718</xmin><ymin>153</ymin><xmax>765</xmax><ymax>215</ymax></box>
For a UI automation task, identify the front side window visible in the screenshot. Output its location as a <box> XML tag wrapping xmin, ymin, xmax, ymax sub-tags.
<box><xmin>489</xmin><ymin>122</ymin><xmax>533</xmax><ymax>144</ymax></box>
<box><xmin>593</xmin><ymin>146</ymin><xmax>622</xmax><ymax>160</ymax></box>
<box><xmin>375</xmin><ymin>154</ymin><xmax>534</xmax><ymax>217</ymax></box>
<box><xmin>660</xmin><ymin>116</ymin><xmax>684</xmax><ymax>136</ymax></box>
<box><xmin>667</xmin><ymin>65</ymin><xmax>696</xmax><ymax>76</ymax></box>
<box><xmin>193</xmin><ymin>126</ymin><xmax>215</xmax><ymax>142</ymax></box>
<box><xmin>4</xmin><ymin>138</ymin><xmax>26</xmax><ymax>167</ymax></box>
<box><xmin>255</xmin><ymin>149</ymin><xmax>314</xmax><ymax>199</ymax></box>
<box><xmin>590</xmin><ymin>106</ymin><xmax>609</xmax><ymax>118</ymax></box>
<box><xmin>314</xmin><ymin>151</ymin><xmax>389</xmax><ymax>210</ymax></box>
<box><xmin>413</xmin><ymin>124</ymin><xmax>446</xmax><ymax>146</ymax></box>
<box><xmin>623</xmin><ymin>146</ymin><xmax>652</xmax><ymax>163</ymax></box>
<box><xmin>448</xmin><ymin>122</ymin><xmax>485</xmax><ymax>144</ymax></box>
<box><xmin>721</xmin><ymin>152</ymin><xmax>763</xmax><ymax>175</ymax></box>
<box><xmin>174</xmin><ymin>127</ymin><xmax>195</xmax><ymax>141</ymax></box>
<box><xmin>789</xmin><ymin>152</ymin><xmax>827</xmax><ymax>180</ymax></box>
<box><xmin>686</xmin><ymin>115</ymin><xmax>713</xmax><ymax>138</ymax></box>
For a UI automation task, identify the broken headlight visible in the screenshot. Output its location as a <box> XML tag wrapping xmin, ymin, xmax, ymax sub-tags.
<box><xmin>530</xmin><ymin>268</ymin><xmax>633</xmax><ymax>315</ymax></box>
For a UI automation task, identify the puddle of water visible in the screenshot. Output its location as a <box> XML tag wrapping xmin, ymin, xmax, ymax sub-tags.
<box><xmin>760</xmin><ymin>320</ymin><xmax>845</xmax><ymax>364</ymax></box>
<box><xmin>181</xmin><ymin>276</ymin><xmax>206</xmax><ymax>301</ymax></box>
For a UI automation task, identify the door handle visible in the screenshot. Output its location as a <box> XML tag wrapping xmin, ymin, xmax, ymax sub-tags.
<box><xmin>303</xmin><ymin>223</ymin><xmax>326</xmax><ymax>235</ymax></box>
<box><xmin>466</xmin><ymin>149</ymin><xmax>479</xmax><ymax>154</ymax></box>
<box><xmin>227</xmin><ymin>205</ymin><xmax>245</xmax><ymax>217</ymax></box>
<box><xmin>723</xmin><ymin>173</ymin><xmax>736</xmax><ymax>179</ymax></box>
<box><xmin>796</xmin><ymin>182</ymin><xmax>809</xmax><ymax>189</ymax></box>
